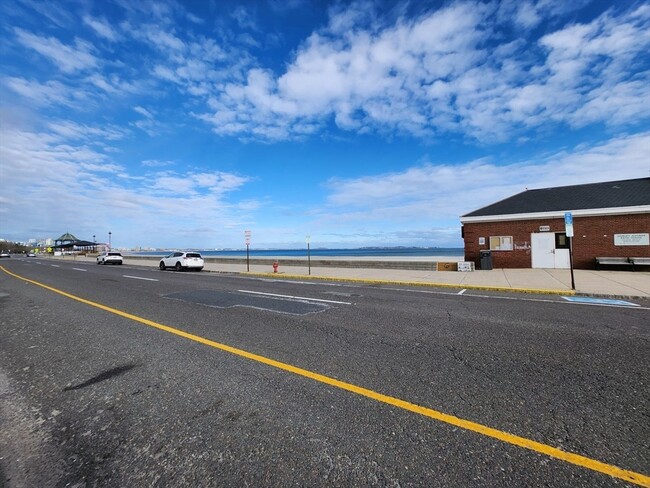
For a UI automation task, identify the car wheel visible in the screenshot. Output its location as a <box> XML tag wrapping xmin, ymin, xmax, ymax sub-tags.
<box><xmin>175</xmin><ymin>262</ymin><xmax>182</xmax><ymax>272</ymax></box>
<box><xmin>159</xmin><ymin>262</ymin><xmax>166</xmax><ymax>270</ymax></box>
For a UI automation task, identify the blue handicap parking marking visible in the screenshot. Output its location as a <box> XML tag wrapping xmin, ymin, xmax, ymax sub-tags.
<box><xmin>562</xmin><ymin>296</ymin><xmax>639</xmax><ymax>307</ymax></box>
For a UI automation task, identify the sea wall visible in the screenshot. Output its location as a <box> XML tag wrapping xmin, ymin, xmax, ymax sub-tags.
<box><xmin>123</xmin><ymin>255</ymin><xmax>461</xmax><ymax>271</ymax></box>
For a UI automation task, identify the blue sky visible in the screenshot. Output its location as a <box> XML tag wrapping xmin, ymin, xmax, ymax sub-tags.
<box><xmin>1</xmin><ymin>0</ymin><xmax>649</xmax><ymax>250</ymax></box>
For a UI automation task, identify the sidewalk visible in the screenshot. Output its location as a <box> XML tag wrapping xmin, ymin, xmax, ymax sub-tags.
<box><xmin>58</xmin><ymin>255</ymin><xmax>650</xmax><ymax>298</ymax></box>
<box><xmin>206</xmin><ymin>261</ymin><xmax>649</xmax><ymax>298</ymax></box>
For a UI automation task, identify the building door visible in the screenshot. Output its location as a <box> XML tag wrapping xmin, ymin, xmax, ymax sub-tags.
<box><xmin>553</xmin><ymin>232</ymin><xmax>571</xmax><ymax>269</ymax></box>
<box><xmin>531</xmin><ymin>232</ymin><xmax>570</xmax><ymax>269</ymax></box>
<box><xmin>531</xmin><ymin>233</ymin><xmax>555</xmax><ymax>268</ymax></box>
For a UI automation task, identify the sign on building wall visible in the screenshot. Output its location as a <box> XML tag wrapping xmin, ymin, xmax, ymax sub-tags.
<box><xmin>614</xmin><ymin>233</ymin><xmax>650</xmax><ymax>246</ymax></box>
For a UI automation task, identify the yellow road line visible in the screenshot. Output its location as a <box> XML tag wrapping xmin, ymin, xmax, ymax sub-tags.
<box><xmin>1</xmin><ymin>266</ymin><xmax>647</xmax><ymax>487</ymax></box>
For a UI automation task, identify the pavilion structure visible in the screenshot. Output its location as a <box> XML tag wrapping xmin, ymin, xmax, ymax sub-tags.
<box><xmin>53</xmin><ymin>232</ymin><xmax>97</xmax><ymax>253</ymax></box>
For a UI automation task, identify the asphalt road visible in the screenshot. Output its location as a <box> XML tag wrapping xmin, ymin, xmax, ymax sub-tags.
<box><xmin>0</xmin><ymin>257</ymin><xmax>648</xmax><ymax>487</ymax></box>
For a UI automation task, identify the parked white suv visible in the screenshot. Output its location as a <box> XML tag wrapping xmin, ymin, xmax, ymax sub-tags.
<box><xmin>97</xmin><ymin>251</ymin><xmax>123</xmax><ymax>265</ymax></box>
<box><xmin>159</xmin><ymin>252</ymin><xmax>204</xmax><ymax>271</ymax></box>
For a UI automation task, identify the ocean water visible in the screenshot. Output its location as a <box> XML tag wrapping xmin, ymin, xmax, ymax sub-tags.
<box><xmin>130</xmin><ymin>247</ymin><xmax>464</xmax><ymax>259</ymax></box>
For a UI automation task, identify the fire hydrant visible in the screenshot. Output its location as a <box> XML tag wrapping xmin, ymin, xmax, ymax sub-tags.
<box><xmin>272</xmin><ymin>261</ymin><xmax>279</xmax><ymax>273</ymax></box>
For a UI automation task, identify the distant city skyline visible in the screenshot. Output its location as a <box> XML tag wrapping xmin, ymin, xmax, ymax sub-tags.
<box><xmin>1</xmin><ymin>1</ymin><xmax>649</xmax><ymax>249</ymax></box>
<box><xmin>2</xmin><ymin>234</ymin><xmax>465</xmax><ymax>252</ymax></box>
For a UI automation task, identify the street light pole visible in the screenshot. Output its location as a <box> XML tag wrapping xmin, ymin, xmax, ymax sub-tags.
<box><xmin>108</xmin><ymin>231</ymin><xmax>112</xmax><ymax>251</ymax></box>
<box><xmin>93</xmin><ymin>235</ymin><xmax>96</xmax><ymax>253</ymax></box>
<box><xmin>306</xmin><ymin>235</ymin><xmax>311</xmax><ymax>275</ymax></box>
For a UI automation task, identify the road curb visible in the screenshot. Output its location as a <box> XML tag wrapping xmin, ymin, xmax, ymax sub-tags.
<box><xmin>238</xmin><ymin>271</ymin><xmax>576</xmax><ymax>296</ymax></box>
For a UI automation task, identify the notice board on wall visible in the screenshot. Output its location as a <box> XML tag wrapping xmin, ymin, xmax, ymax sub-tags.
<box><xmin>614</xmin><ymin>233</ymin><xmax>650</xmax><ymax>246</ymax></box>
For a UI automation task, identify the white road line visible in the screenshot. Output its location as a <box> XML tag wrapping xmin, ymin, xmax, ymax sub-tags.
<box><xmin>380</xmin><ymin>286</ymin><xmax>650</xmax><ymax>310</ymax></box>
<box><xmin>51</xmin><ymin>265</ymin><xmax>60</xmax><ymax>267</ymax></box>
<box><xmin>246</xmin><ymin>278</ymin><xmax>649</xmax><ymax>311</ymax></box>
<box><xmin>123</xmin><ymin>275</ymin><xmax>159</xmax><ymax>282</ymax></box>
<box><xmin>238</xmin><ymin>289</ymin><xmax>352</xmax><ymax>305</ymax></box>
<box><xmin>72</xmin><ymin>268</ymin><xmax>87</xmax><ymax>272</ymax></box>
<box><xmin>457</xmin><ymin>289</ymin><xmax>467</xmax><ymax>295</ymax></box>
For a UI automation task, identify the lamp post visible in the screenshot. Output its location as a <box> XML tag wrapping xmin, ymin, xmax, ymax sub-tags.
<box><xmin>108</xmin><ymin>231</ymin><xmax>112</xmax><ymax>251</ymax></box>
<box><xmin>93</xmin><ymin>235</ymin><xmax>96</xmax><ymax>253</ymax></box>
<box><xmin>306</xmin><ymin>235</ymin><xmax>311</xmax><ymax>275</ymax></box>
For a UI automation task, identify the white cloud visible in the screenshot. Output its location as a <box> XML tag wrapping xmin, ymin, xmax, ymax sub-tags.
<box><xmin>83</xmin><ymin>15</ymin><xmax>119</xmax><ymax>41</ymax></box>
<box><xmin>496</xmin><ymin>0</ymin><xmax>592</xmax><ymax>29</ymax></box>
<box><xmin>146</xmin><ymin>28</ymin><xmax>185</xmax><ymax>52</ymax></box>
<box><xmin>0</xmin><ymin>123</ymin><xmax>255</xmax><ymax>247</ymax></box>
<box><xmin>134</xmin><ymin>106</ymin><xmax>154</xmax><ymax>118</ymax></box>
<box><xmin>14</xmin><ymin>28</ymin><xmax>99</xmax><ymax>73</ymax></box>
<box><xmin>318</xmin><ymin>132</ymin><xmax>650</xmax><ymax>232</ymax></box>
<box><xmin>186</xmin><ymin>12</ymin><xmax>204</xmax><ymax>24</ymax></box>
<box><xmin>570</xmin><ymin>78</ymin><xmax>650</xmax><ymax>128</ymax></box>
<box><xmin>131</xmin><ymin>106</ymin><xmax>163</xmax><ymax>136</ymax></box>
<box><xmin>142</xmin><ymin>159</ymin><xmax>174</xmax><ymax>167</ymax></box>
<box><xmin>85</xmin><ymin>73</ymin><xmax>142</xmax><ymax>95</ymax></box>
<box><xmin>46</xmin><ymin>120</ymin><xmax>129</xmax><ymax>141</ymax></box>
<box><xmin>190</xmin><ymin>1</ymin><xmax>650</xmax><ymax>142</ymax></box>
<box><xmin>18</xmin><ymin>0</ymin><xmax>75</xmax><ymax>28</ymax></box>
<box><xmin>231</xmin><ymin>5</ymin><xmax>257</xmax><ymax>30</ymax></box>
<box><xmin>3</xmin><ymin>77</ymin><xmax>83</xmax><ymax>107</ymax></box>
<box><xmin>4</xmin><ymin>74</ymin><xmax>141</xmax><ymax>109</ymax></box>
<box><xmin>146</xmin><ymin>171</ymin><xmax>249</xmax><ymax>196</ymax></box>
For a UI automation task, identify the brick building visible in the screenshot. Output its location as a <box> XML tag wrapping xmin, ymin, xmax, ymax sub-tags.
<box><xmin>460</xmin><ymin>178</ymin><xmax>650</xmax><ymax>269</ymax></box>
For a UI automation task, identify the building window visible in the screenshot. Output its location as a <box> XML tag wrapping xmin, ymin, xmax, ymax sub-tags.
<box><xmin>555</xmin><ymin>232</ymin><xmax>570</xmax><ymax>249</ymax></box>
<box><xmin>489</xmin><ymin>236</ymin><xmax>513</xmax><ymax>251</ymax></box>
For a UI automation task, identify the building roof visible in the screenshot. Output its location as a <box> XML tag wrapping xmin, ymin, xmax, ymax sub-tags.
<box><xmin>462</xmin><ymin>178</ymin><xmax>650</xmax><ymax>218</ymax></box>
<box><xmin>55</xmin><ymin>232</ymin><xmax>79</xmax><ymax>242</ymax></box>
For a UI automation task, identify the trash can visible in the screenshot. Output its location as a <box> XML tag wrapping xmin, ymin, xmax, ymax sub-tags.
<box><xmin>479</xmin><ymin>250</ymin><xmax>492</xmax><ymax>270</ymax></box>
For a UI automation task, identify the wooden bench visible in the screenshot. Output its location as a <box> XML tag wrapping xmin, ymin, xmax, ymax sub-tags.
<box><xmin>629</xmin><ymin>257</ymin><xmax>650</xmax><ymax>271</ymax></box>
<box><xmin>595</xmin><ymin>257</ymin><xmax>633</xmax><ymax>270</ymax></box>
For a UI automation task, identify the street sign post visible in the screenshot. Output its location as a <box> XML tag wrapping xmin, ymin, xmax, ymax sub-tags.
<box><xmin>306</xmin><ymin>235</ymin><xmax>311</xmax><ymax>275</ymax></box>
<box><xmin>244</xmin><ymin>230</ymin><xmax>251</xmax><ymax>272</ymax></box>
<box><xmin>564</xmin><ymin>212</ymin><xmax>575</xmax><ymax>290</ymax></box>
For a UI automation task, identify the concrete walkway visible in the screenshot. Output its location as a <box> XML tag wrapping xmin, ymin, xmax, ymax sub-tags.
<box><xmin>209</xmin><ymin>261</ymin><xmax>649</xmax><ymax>298</ymax></box>
<box><xmin>51</xmin><ymin>255</ymin><xmax>650</xmax><ymax>298</ymax></box>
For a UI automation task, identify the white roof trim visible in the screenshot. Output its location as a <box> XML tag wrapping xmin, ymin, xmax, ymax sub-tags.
<box><xmin>460</xmin><ymin>205</ymin><xmax>650</xmax><ymax>223</ymax></box>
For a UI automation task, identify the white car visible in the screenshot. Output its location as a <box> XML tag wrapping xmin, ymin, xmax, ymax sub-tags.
<box><xmin>159</xmin><ymin>252</ymin><xmax>204</xmax><ymax>271</ymax></box>
<box><xmin>96</xmin><ymin>251</ymin><xmax>123</xmax><ymax>265</ymax></box>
